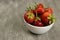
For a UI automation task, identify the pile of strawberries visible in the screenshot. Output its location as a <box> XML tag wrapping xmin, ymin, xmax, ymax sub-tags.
<box><xmin>24</xmin><ymin>3</ymin><xmax>55</xmax><ymax>27</ymax></box>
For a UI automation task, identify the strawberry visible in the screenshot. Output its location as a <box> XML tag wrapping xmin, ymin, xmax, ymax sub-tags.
<box><xmin>34</xmin><ymin>20</ymin><xmax>44</xmax><ymax>26</ymax></box>
<box><xmin>35</xmin><ymin>3</ymin><xmax>44</xmax><ymax>15</ymax></box>
<box><xmin>34</xmin><ymin>17</ymin><xmax>44</xmax><ymax>26</ymax></box>
<box><xmin>41</xmin><ymin>12</ymin><xmax>51</xmax><ymax>25</ymax></box>
<box><xmin>35</xmin><ymin>8</ymin><xmax>44</xmax><ymax>14</ymax></box>
<box><xmin>41</xmin><ymin>16</ymin><xmax>49</xmax><ymax>25</ymax></box>
<box><xmin>45</xmin><ymin>7</ymin><xmax>53</xmax><ymax>14</ymax></box>
<box><xmin>24</xmin><ymin>11</ymin><xmax>35</xmax><ymax>24</ymax></box>
<box><xmin>41</xmin><ymin>11</ymin><xmax>55</xmax><ymax>25</ymax></box>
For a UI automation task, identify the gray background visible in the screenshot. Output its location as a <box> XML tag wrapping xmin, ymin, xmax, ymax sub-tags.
<box><xmin>0</xmin><ymin>0</ymin><xmax>60</xmax><ymax>40</ymax></box>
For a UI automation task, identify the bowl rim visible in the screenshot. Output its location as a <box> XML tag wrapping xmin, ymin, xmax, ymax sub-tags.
<box><xmin>23</xmin><ymin>17</ymin><xmax>54</xmax><ymax>28</ymax></box>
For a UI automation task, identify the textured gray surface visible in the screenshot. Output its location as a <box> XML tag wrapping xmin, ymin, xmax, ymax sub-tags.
<box><xmin>0</xmin><ymin>0</ymin><xmax>60</xmax><ymax>40</ymax></box>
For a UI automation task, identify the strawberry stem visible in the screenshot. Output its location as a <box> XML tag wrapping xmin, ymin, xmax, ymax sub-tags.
<box><xmin>26</xmin><ymin>6</ymin><xmax>32</xmax><ymax>11</ymax></box>
<box><xmin>51</xmin><ymin>15</ymin><xmax>55</xmax><ymax>23</ymax></box>
<box><xmin>35</xmin><ymin>11</ymin><xmax>41</xmax><ymax>20</ymax></box>
<box><xmin>48</xmin><ymin>14</ymin><xmax>55</xmax><ymax>24</ymax></box>
<box><xmin>34</xmin><ymin>2</ymin><xmax>38</xmax><ymax>9</ymax></box>
<box><xmin>36</xmin><ymin>12</ymin><xmax>37</xmax><ymax>17</ymax></box>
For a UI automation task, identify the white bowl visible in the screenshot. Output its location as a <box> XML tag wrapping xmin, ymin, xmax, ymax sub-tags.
<box><xmin>23</xmin><ymin>17</ymin><xmax>54</xmax><ymax>34</ymax></box>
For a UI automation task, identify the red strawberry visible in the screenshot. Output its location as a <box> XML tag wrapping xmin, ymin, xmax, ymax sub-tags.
<box><xmin>34</xmin><ymin>17</ymin><xmax>44</xmax><ymax>26</ymax></box>
<box><xmin>45</xmin><ymin>7</ymin><xmax>53</xmax><ymax>14</ymax></box>
<box><xmin>24</xmin><ymin>11</ymin><xmax>35</xmax><ymax>24</ymax></box>
<box><xmin>35</xmin><ymin>7</ymin><xmax>44</xmax><ymax>14</ymax></box>
<box><xmin>34</xmin><ymin>20</ymin><xmax>44</xmax><ymax>26</ymax></box>
<box><xmin>41</xmin><ymin>16</ymin><xmax>49</xmax><ymax>25</ymax></box>
<box><xmin>34</xmin><ymin>3</ymin><xmax>44</xmax><ymax>14</ymax></box>
<box><xmin>41</xmin><ymin>12</ymin><xmax>51</xmax><ymax>25</ymax></box>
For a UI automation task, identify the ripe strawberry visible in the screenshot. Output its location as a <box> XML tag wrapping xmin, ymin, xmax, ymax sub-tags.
<box><xmin>41</xmin><ymin>16</ymin><xmax>49</xmax><ymax>25</ymax></box>
<box><xmin>34</xmin><ymin>17</ymin><xmax>44</xmax><ymax>26</ymax></box>
<box><xmin>24</xmin><ymin>11</ymin><xmax>35</xmax><ymax>24</ymax></box>
<box><xmin>35</xmin><ymin>3</ymin><xmax>44</xmax><ymax>14</ymax></box>
<box><xmin>34</xmin><ymin>20</ymin><xmax>44</xmax><ymax>26</ymax></box>
<box><xmin>41</xmin><ymin>12</ymin><xmax>51</xmax><ymax>25</ymax></box>
<box><xmin>45</xmin><ymin>7</ymin><xmax>53</xmax><ymax>14</ymax></box>
<box><xmin>35</xmin><ymin>8</ymin><xmax>44</xmax><ymax>14</ymax></box>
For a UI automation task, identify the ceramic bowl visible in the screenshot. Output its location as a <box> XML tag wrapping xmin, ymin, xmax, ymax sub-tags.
<box><xmin>23</xmin><ymin>16</ymin><xmax>54</xmax><ymax>34</ymax></box>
